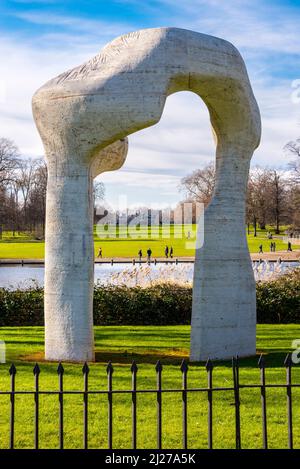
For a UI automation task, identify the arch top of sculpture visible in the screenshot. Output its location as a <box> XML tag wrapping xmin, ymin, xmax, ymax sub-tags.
<box><xmin>33</xmin><ymin>27</ymin><xmax>260</xmax><ymax>172</ymax></box>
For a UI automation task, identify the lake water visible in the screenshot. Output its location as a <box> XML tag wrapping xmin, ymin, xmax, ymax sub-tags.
<box><xmin>0</xmin><ymin>261</ymin><xmax>298</xmax><ymax>289</ymax></box>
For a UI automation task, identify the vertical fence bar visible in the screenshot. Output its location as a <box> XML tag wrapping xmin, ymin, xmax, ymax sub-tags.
<box><xmin>57</xmin><ymin>363</ymin><xmax>64</xmax><ymax>450</ymax></box>
<box><xmin>156</xmin><ymin>360</ymin><xmax>163</xmax><ymax>449</ymax></box>
<box><xmin>107</xmin><ymin>361</ymin><xmax>113</xmax><ymax>449</ymax></box>
<box><xmin>131</xmin><ymin>361</ymin><xmax>138</xmax><ymax>449</ymax></box>
<box><xmin>284</xmin><ymin>354</ymin><xmax>293</xmax><ymax>449</ymax></box>
<box><xmin>82</xmin><ymin>362</ymin><xmax>89</xmax><ymax>449</ymax></box>
<box><xmin>206</xmin><ymin>358</ymin><xmax>213</xmax><ymax>449</ymax></box>
<box><xmin>232</xmin><ymin>356</ymin><xmax>241</xmax><ymax>449</ymax></box>
<box><xmin>258</xmin><ymin>355</ymin><xmax>268</xmax><ymax>449</ymax></box>
<box><xmin>9</xmin><ymin>364</ymin><xmax>16</xmax><ymax>449</ymax></box>
<box><xmin>33</xmin><ymin>364</ymin><xmax>40</xmax><ymax>450</ymax></box>
<box><xmin>180</xmin><ymin>359</ymin><xmax>188</xmax><ymax>449</ymax></box>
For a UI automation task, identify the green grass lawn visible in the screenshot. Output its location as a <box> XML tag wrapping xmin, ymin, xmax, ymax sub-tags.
<box><xmin>0</xmin><ymin>324</ymin><xmax>299</xmax><ymax>449</ymax></box>
<box><xmin>0</xmin><ymin>225</ymin><xmax>297</xmax><ymax>259</ymax></box>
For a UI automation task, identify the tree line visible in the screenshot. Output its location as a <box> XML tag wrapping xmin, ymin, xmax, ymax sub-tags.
<box><xmin>0</xmin><ymin>138</ymin><xmax>104</xmax><ymax>239</ymax></box>
<box><xmin>180</xmin><ymin>140</ymin><xmax>300</xmax><ymax>235</ymax></box>
<box><xmin>1</xmin><ymin>135</ymin><xmax>300</xmax><ymax>238</ymax></box>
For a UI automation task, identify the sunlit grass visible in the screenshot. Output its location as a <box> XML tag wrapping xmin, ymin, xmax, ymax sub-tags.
<box><xmin>0</xmin><ymin>225</ymin><xmax>297</xmax><ymax>259</ymax></box>
<box><xmin>0</xmin><ymin>325</ymin><xmax>299</xmax><ymax>449</ymax></box>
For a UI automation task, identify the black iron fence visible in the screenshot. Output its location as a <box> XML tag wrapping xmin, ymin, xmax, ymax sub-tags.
<box><xmin>0</xmin><ymin>354</ymin><xmax>299</xmax><ymax>450</ymax></box>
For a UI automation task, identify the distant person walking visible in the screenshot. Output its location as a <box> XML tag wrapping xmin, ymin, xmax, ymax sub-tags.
<box><xmin>287</xmin><ymin>241</ymin><xmax>292</xmax><ymax>252</ymax></box>
<box><xmin>147</xmin><ymin>248</ymin><xmax>152</xmax><ymax>262</ymax></box>
<box><xmin>138</xmin><ymin>249</ymin><xmax>142</xmax><ymax>261</ymax></box>
<box><xmin>164</xmin><ymin>245</ymin><xmax>169</xmax><ymax>258</ymax></box>
<box><xmin>98</xmin><ymin>247</ymin><xmax>102</xmax><ymax>258</ymax></box>
<box><xmin>259</xmin><ymin>244</ymin><xmax>263</xmax><ymax>254</ymax></box>
<box><xmin>273</xmin><ymin>242</ymin><xmax>276</xmax><ymax>252</ymax></box>
<box><xmin>170</xmin><ymin>246</ymin><xmax>173</xmax><ymax>258</ymax></box>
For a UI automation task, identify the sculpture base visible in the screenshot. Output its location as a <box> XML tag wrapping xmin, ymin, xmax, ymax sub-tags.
<box><xmin>190</xmin><ymin>324</ymin><xmax>256</xmax><ymax>361</ymax></box>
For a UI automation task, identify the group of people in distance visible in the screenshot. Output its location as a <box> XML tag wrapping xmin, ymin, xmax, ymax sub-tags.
<box><xmin>97</xmin><ymin>246</ymin><xmax>174</xmax><ymax>260</ymax></box>
<box><xmin>138</xmin><ymin>245</ymin><xmax>174</xmax><ymax>261</ymax></box>
<box><xmin>258</xmin><ymin>241</ymin><xmax>293</xmax><ymax>254</ymax></box>
<box><xmin>259</xmin><ymin>242</ymin><xmax>277</xmax><ymax>253</ymax></box>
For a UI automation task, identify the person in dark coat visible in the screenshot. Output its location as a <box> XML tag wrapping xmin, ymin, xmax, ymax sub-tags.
<box><xmin>147</xmin><ymin>248</ymin><xmax>152</xmax><ymax>261</ymax></box>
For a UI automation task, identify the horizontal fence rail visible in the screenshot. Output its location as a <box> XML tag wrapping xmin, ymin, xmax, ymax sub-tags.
<box><xmin>0</xmin><ymin>354</ymin><xmax>299</xmax><ymax>450</ymax></box>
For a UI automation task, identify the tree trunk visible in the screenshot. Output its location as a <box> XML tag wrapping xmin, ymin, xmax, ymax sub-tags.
<box><xmin>253</xmin><ymin>217</ymin><xmax>257</xmax><ymax>237</ymax></box>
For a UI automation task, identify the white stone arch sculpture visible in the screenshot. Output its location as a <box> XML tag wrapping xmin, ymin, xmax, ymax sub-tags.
<box><xmin>32</xmin><ymin>27</ymin><xmax>261</xmax><ymax>362</ymax></box>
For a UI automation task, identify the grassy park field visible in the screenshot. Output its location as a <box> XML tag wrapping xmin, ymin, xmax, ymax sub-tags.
<box><xmin>0</xmin><ymin>225</ymin><xmax>297</xmax><ymax>259</ymax></box>
<box><xmin>0</xmin><ymin>324</ymin><xmax>299</xmax><ymax>449</ymax></box>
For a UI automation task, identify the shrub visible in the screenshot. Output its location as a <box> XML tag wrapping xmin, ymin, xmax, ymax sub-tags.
<box><xmin>256</xmin><ymin>269</ymin><xmax>300</xmax><ymax>323</ymax></box>
<box><xmin>93</xmin><ymin>284</ymin><xmax>192</xmax><ymax>325</ymax></box>
<box><xmin>0</xmin><ymin>287</ymin><xmax>44</xmax><ymax>326</ymax></box>
<box><xmin>0</xmin><ymin>269</ymin><xmax>299</xmax><ymax>326</ymax></box>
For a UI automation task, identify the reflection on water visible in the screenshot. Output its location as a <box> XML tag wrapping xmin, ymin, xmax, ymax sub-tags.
<box><xmin>0</xmin><ymin>260</ymin><xmax>298</xmax><ymax>290</ymax></box>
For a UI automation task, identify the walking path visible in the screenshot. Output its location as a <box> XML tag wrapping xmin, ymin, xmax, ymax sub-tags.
<box><xmin>0</xmin><ymin>250</ymin><xmax>299</xmax><ymax>265</ymax></box>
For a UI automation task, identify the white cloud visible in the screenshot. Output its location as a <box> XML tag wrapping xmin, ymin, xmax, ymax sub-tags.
<box><xmin>0</xmin><ymin>35</ymin><xmax>98</xmax><ymax>156</ymax></box>
<box><xmin>158</xmin><ymin>0</ymin><xmax>300</xmax><ymax>55</ymax></box>
<box><xmin>15</xmin><ymin>11</ymin><xmax>132</xmax><ymax>39</ymax></box>
<box><xmin>1</xmin><ymin>0</ymin><xmax>300</xmax><ymax>207</ymax></box>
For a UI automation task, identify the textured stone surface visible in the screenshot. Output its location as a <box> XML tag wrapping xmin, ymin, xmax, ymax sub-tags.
<box><xmin>32</xmin><ymin>27</ymin><xmax>261</xmax><ymax>362</ymax></box>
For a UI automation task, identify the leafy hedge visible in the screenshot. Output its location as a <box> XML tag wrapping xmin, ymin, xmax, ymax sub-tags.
<box><xmin>0</xmin><ymin>269</ymin><xmax>299</xmax><ymax>325</ymax></box>
<box><xmin>256</xmin><ymin>269</ymin><xmax>300</xmax><ymax>323</ymax></box>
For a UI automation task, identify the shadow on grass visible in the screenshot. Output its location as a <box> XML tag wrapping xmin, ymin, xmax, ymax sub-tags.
<box><xmin>18</xmin><ymin>349</ymin><xmax>294</xmax><ymax>369</ymax></box>
<box><xmin>20</xmin><ymin>348</ymin><xmax>189</xmax><ymax>366</ymax></box>
<box><xmin>212</xmin><ymin>351</ymin><xmax>294</xmax><ymax>369</ymax></box>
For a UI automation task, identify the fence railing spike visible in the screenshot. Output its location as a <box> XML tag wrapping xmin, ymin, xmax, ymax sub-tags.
<box><xmin>33</xmin><ymin>363</ymin><xmax>40</xmax><ymax>375</ymax></box>
<box><xmin>180</xmin><ymin>359</ymin><xmax>188</xmax><ymax>373</ymax></box>
<box><xmin>232</xmin><ymin>356</ymin><xmax>240</xmax><ymax>367</ymax></box>
<box><xmin>258</xmin><ymin>354</ymin><xmax>265</xmax><ymax>369</ymax></box>
<box><xmin>106</xmin><ymin>361</ymin><xmax>114</xmax><ymax>374</ymax></box>
<box><xmin>9</xmin><ymin>363</ymin><xmax>16</xmax><ymax>376</ymax></box>
<box><xmin>205</xmin><ymin>358</ymin><xmax>213</xmax><ymax>371</ymax></box>
<box><xmin>155</xmin><ymin>360</ymin><xmax>163</xmax><ymax>372</ymax></box>
<box><xmin>82</xmin><ymin>362</ymin><xmax>90</xmax><ymax>374</ymax></box>
<box><xmin>131</xmin><ymin>361</ymin><xmax>138</xmax><ymax>373</ymax></box>
<box><xmin>284</xmin><ymin>353</ymin><xmax>292</xmax><ymax>367</ymax></box>
<box><xmin>57</xmin><ymin>362</ymin><xmax>64</xmax><ymax>375</ymax></box>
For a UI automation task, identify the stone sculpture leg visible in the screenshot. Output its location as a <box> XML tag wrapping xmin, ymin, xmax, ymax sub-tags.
<box><xmin>43</xmin><ymin>142</ymin><xmax>127</xmax><ymax>362</ymax></box>
<box><xmin>190</xmin><ymin>152</ymin><xmax>256</xmax><ymax>360</ymax></box>
<box><xmin>44</xmin><ymin>160</ymin><xmax>95</xmax><ymax>361</ymax></box>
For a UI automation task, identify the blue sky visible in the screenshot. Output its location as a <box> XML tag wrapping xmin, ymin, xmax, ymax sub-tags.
<box><xmin>0</xmin><ymin>0</ymin><xmax>300</xmax><ymax>208</ymax></box>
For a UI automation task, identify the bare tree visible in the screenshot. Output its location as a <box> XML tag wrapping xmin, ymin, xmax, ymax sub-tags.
<box><xmin>0</xmin><ymin>138</ymin><xmax>20</xmax><ymax>238</ymax></box>
<box><xmin>284</xmin><ymin>139</ymin><xmax>300</xmax><ymax>183</ymax></box>
<box><xmin>284</xmin><ymin>139</ymin><xmax>300</xmax><ymax>231</ymax></box>
<box><xmin>269</xmin><ymin>170</ymin><xmax>287</xmax><ymax>234</ymax></box>
<box><xmin>246</xmin><ymin>167</ymin><xmax>274</xmax><ymax>234</ymax></box>
<box><xmin>180</xmin><ymin>162</ymin><xmax>215</xmax><ymax>206</ymax></box>
<box><xmin>26</xmin><ymin>160</ymin><xmax>47</xmax><ymax>236</ymax></box>
<box><xmin>17</xmin><ymin>159</ymin><xmax>39</xmax><ymax>225</ymax></box>
<box><xmin>0</xmin><ymin>138</ymin><xmax>20</xmax><ymax>185</ymax></box>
